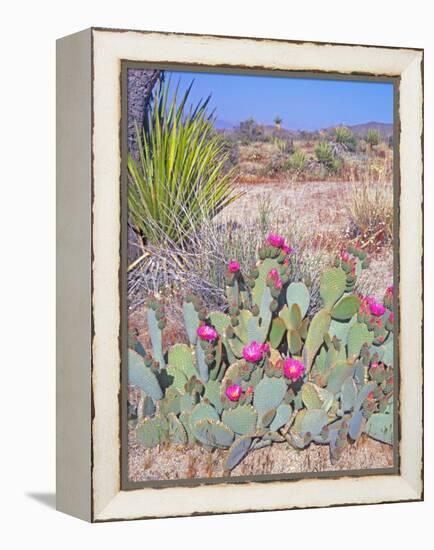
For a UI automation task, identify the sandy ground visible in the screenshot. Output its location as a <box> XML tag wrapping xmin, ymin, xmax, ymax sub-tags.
<box><xmin>220</xmin><ymin>180</ymin><xmax>356</xmax><ymax>236</ymax></box>
<box><xmin>128</xmin><ymin>430</ymin><xmax>393</xmax><ymax>482</ymax></box>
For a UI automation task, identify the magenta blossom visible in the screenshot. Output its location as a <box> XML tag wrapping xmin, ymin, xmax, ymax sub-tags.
<box><xmin>268</xmin><ymin>268</ymin><xmax>283</xmax><ymax>289</ymax></box>
<box><xmin>386</xmin><ymin>285</ymin><xmax>394</xmax><ymax>297</ymax></box>
<box><xmin>228</xmin><ymin>260</ymin><xmax>240</xmax><ymax>274</ymax></box>
<box><xmin>340</xmin><ymin>250</ymin><xmax>350</xmax><ymax>262</ymax></box>
<box><xmin>268</xmin><ymin>268</ymin><xmax>279</xmax><ymax>280</ymax></box>
<box><xmin>242</xmin><ymin>341</ymin><xmax>269</xmax><ymax>362</ymax></box>
<box><xmin>226</xmin><ymin>384</ymin><xmax>242</xmax><ymax>402</ymax></box>
<box><xmin>197</xmin><ymin>324</ymin><xmax>218</xmax><ymax>341</ymax></box>
<box><xmin>267</xmin><ymin>233</ymin><xmax>285</xmax><ymax>248</ymax></box>
<box><xmin>369</xmin><ymin>301</ymin><xmax>386</xmax><ymax>316</ymax></box>
<box><xmin>283</xmin><ymin>357</ymin><xmax>305</xmax><ymax>382</ymax></box>
<box><xmin>389</xmin><ymin>312</ymin><xmax>395</xmax><ymax>323</ymax></box>
<box><xmin>282</xmin><ymin>244</ymin><xmax>294</xmax><ymax>255</ymax></box>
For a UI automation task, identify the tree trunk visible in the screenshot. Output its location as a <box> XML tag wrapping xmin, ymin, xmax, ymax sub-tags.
<box><xmin>127</xmin><ymin>68</ymin><xmax>161</xmax><ymax>261</ymax></box>
<box><xmin>127</xmin><ymin>68</ymin><xmax>161</xmax><ymax>160</ymax></box>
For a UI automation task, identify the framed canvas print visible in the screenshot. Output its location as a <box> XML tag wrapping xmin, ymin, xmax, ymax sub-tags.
<box><xmin>56</xmin><ymin>28</ymin><xmax>424</xmax><ymax>522</ymax></box>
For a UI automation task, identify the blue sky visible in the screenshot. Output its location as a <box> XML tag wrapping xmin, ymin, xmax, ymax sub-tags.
<box><xmin>165</xmin><ymin>70</ymin><xmax>394</xmax><ymax>131</ymax></box>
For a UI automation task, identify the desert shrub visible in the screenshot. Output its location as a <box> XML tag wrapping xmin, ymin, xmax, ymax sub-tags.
<box><xmin>272</xmin><ymin>136</ymin><xmax>293</xmax><ymax>154</ymax></box>
<box><xmin>315</xmin><ymin>141</ymin><xmax>341</xmax><ymax>173</ymax></box>
<box><xmin>315</xmin><ymin>141</ymin><xmax>334</xmax><ymax>165</ymax></box>
<box><xmin>261</xmin><ymin>151</ymin><xmax>287</xmax><ymax>177</ymax></box>
<box><xmin>333</xmin><ymin>126</ymin><xmax>357</xmax><ymax>152</ymax></box>
<box><xmin>129</xmin><ymin>239</ymin><xmax>395</xmax><ymax>471</ymax></box>
<box><xmin>236</xmin><ymin>117</ymin><xmax>265</xmax><ymax>144</ymax></box>
<box><xmin>365</xmin><ymin>129</ymin><xmax>380</xmax><ymax>148</ymax></box>
<box><xmin>285</xmin><ymin>149</ymin><xmax>307</xmax><ymax>172</ymax></box>
<box><xmin>128</xmin><ymin>80</ymin><xmax>241</xmax><ymax>245</ymax></box>
<box><xmin>357</xmin><ymin>139</ymin><xmax>368</xmax><ymax>154</ymax></box>
<box><xmin>347</xmin><ymin>179</ymin><xmax>393</xmax><ymax>249</ymax></box>
<box><xmin>128</xmin><ymin>194</ymin><xmax>328</xmax><ymax>313</ymax></box>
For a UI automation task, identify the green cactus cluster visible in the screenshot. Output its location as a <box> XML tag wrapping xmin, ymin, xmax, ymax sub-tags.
<box><xmin>128</xmin><ymin>237</ymin><xmax>395</xmax><ymax>472</ymax></box>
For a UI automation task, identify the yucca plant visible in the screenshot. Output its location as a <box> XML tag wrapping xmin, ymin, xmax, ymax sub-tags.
<box><xmin>333</xmin><ymin>126</ymin><xmax>357</xmax><ymax>152</ymax></box>
<box><xmin>128</xmin><ymin>80</ymin><xmax>241</xmax><ymax>246</ymax></box>
<box><xmin>365</xmin><ymin>129</ymin><xmax>380</xmax><ymax>149</ymax></box>
<box><xmin>315</xmin><ymin>141</ymin><xmax>334</xmax><ymax>166</ymax></box>
<box><xmin>287</xmin><ymin>148</ymin><xmax>307</xmax><ymax>171</ymax></box>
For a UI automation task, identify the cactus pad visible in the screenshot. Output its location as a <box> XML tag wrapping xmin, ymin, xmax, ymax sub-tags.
<box><xmin>304</xmin><ymin>309</ymin><xmax>331</xmax><ymax>369</ymax></box>
<box><xmin>253</xmin><ymin>376</ymin><xmax>287</xmax><ymax>418</ymax></box>
<box><xmin>167</xmin><ymin>412</ymin><xmax>188</xmax><ymax>445</ymax></box>
<box><xmin>320</xmin><ymin>267</ymin><xmax>347</xmax><ymax>309</ymax></box>
<box><xmin>269</xmin><ymin>402</ymin><xmax>292</xmax><ymax>431</ymax></box>
<box><xmin>341</xmin><ymin>377</ymin><xmax>357</xmax><ymax>412</ymax></box>
<box><xmin>286</xmin><ymin>282</ymin><xmax>310</xmax><ymax>318</ymax></box>
<box><xmin>364</xmin><ymin>413</ymin><xmax>393</xmax><ymax>445</ymax></box>
<box><xmin>193</xmin><ymin>419</ymin><xmax>235</xmax><ymax>448</ymax></box>
<box><xmin>347</xmin><ymin>322</ymin><xmax>374</xmax><ymax>360</ymax></box>
<box><xmin>331</xmin><ymin>295</ymin><xmax>361</xmax><ymax>321</ymax></box>
<box><xmin>222</xmin><ymin>405</ymin><xmax>258</xmax><ymax>435</ymax></box>
<box><xmin>128</xmin><ymin>350</ymin><xmax>163</xmax><ymax>401</ymax></box>
<box><xmin>225</xmin><ymin>436</ymin><xmax>253</xmax><ymax>470</ymax></box>
<box><xmin>182</xmin><ymin>301</ymin><xmax>199</xmax><ymax>345</ymax></box>
<box><xmin>147</xmin><ymin>308</ymin><xmax>165</xmax><ymax>366</ymax></box>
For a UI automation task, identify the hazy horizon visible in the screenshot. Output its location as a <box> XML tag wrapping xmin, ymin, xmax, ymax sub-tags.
<box><xmin>165</xmin><ymin>70</ymin><xmax>394</xmax><ymax>131</ymax></box>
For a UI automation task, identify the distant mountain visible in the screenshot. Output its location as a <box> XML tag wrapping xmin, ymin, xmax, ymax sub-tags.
<box><xmin>214</xmin><ymin>119</ymin><xmax>235</xmax><ymax>129</ymax></box>
<box><xmin>215</xmin><ymin>120</ymin><xmax>393</xmax><ymax>137</ymax></box>
<box><xmin>335</xmin><ymin>121</ymin><xmax>393</xmax><ymax>137</ymax></box>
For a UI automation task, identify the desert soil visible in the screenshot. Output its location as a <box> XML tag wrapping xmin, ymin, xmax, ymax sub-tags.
<box><xmin>128</xmin><ymin>429</ymin><xmax>394</xmax><ymax>482</ymax></box>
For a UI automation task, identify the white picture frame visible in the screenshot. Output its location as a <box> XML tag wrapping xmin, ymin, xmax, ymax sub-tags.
<box><xmin>56</xmin><ymin>27</ymin><xmax>423</xmax><ymax>522</ymax></box>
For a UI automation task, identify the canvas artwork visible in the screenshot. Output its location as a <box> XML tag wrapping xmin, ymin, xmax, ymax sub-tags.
<box><xmin>124</xmin><ymin>67</ymin><xmax>397</xmax><ymax>485</ymax></box>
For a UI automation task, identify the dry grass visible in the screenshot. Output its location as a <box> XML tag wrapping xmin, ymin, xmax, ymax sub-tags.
<box><xmin>234</xmin><ymin>140</ymin><xmax>393</xmax><ymax>184</ymax></box>
<box><xmin>347</xmin><ymin>179</ymin><xmax>393</xmax><ymax>252</ymax></box>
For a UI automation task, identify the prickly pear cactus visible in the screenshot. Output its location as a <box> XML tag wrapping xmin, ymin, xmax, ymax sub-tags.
<box><xmin>128</xmin><ymin>237</ymin><xmax>395</xmax><ymax>472</ymax></box>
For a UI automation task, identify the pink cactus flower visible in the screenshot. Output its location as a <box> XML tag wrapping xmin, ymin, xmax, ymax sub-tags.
<box><xmin>370</xmin><ymin>362</ymin><xmax>379</xmax><ymax>369</ymax></box>
<box><xmin>282</xmin><ymin>358</ymin><xmax>305</xmax><ymax>382</ymax></box>
<box><xmin>228</xmin><ymin>260</ymin><xmax>240</xmax><ymax>273</ymax></box>
<box><xmin>268</xmin><ymin>268</ymin><xmax>283</xmax><ymax>289</ymax></box>
<box><xmin>367</xmin><ymin>391</ymin><xmax>375</xmax><ymax>401</ymax></box>
<box><xmin>282</xmin><ymin>244</ymin><xmax>294</xmax><ymax>255</ymax></box>
<box><xmin>196</xmin><ymin>324</ymin><xmax>218</xmax><ymax>341</ymax></box>
<box><xmin>389</xmin><ymin>312</ymin><xmax>394</xmax><ymax>323</ymax></box>
<box><xmin>268</xmin><ymin>268</ymin><xmax>279</xmax><ymax>280</ymax></box>
<box><xmin>226</xmin><ymin>384</ymin><xmax>242</xmax><ymax>402</ymax></box>
<box><xmin>386</xmin><ymin>285</ymin><xmax>394</xmax><ymax>297</ymax></box>
<box><xmin>369</xmin><ymin>301</ymin><xmax>386</xmax><ymax>316</ymax></box>
<box><xmin>267</xmin><ymin>233</ymin><xmax>285</xmax><ymax>248</ymax></box>
<box><xmin>340</xmin><ymin>250</ymin><xmax>350</xmax><ymax>262</ymax></box>
<box><xmin>245</xmin><ymin>386</ymin><xmax>254</xmax><ymax>395</ymax></box>
<box><xmin>242</xmin><ymin>341</ymin><xmax>268</xmax><ymax>362</ymax></box>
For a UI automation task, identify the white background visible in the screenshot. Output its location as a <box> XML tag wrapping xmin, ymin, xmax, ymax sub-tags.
<box><xmin>1</xmin><ymin>0</ymin><xmax>431</xmax><ymax>547</ymax></box>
